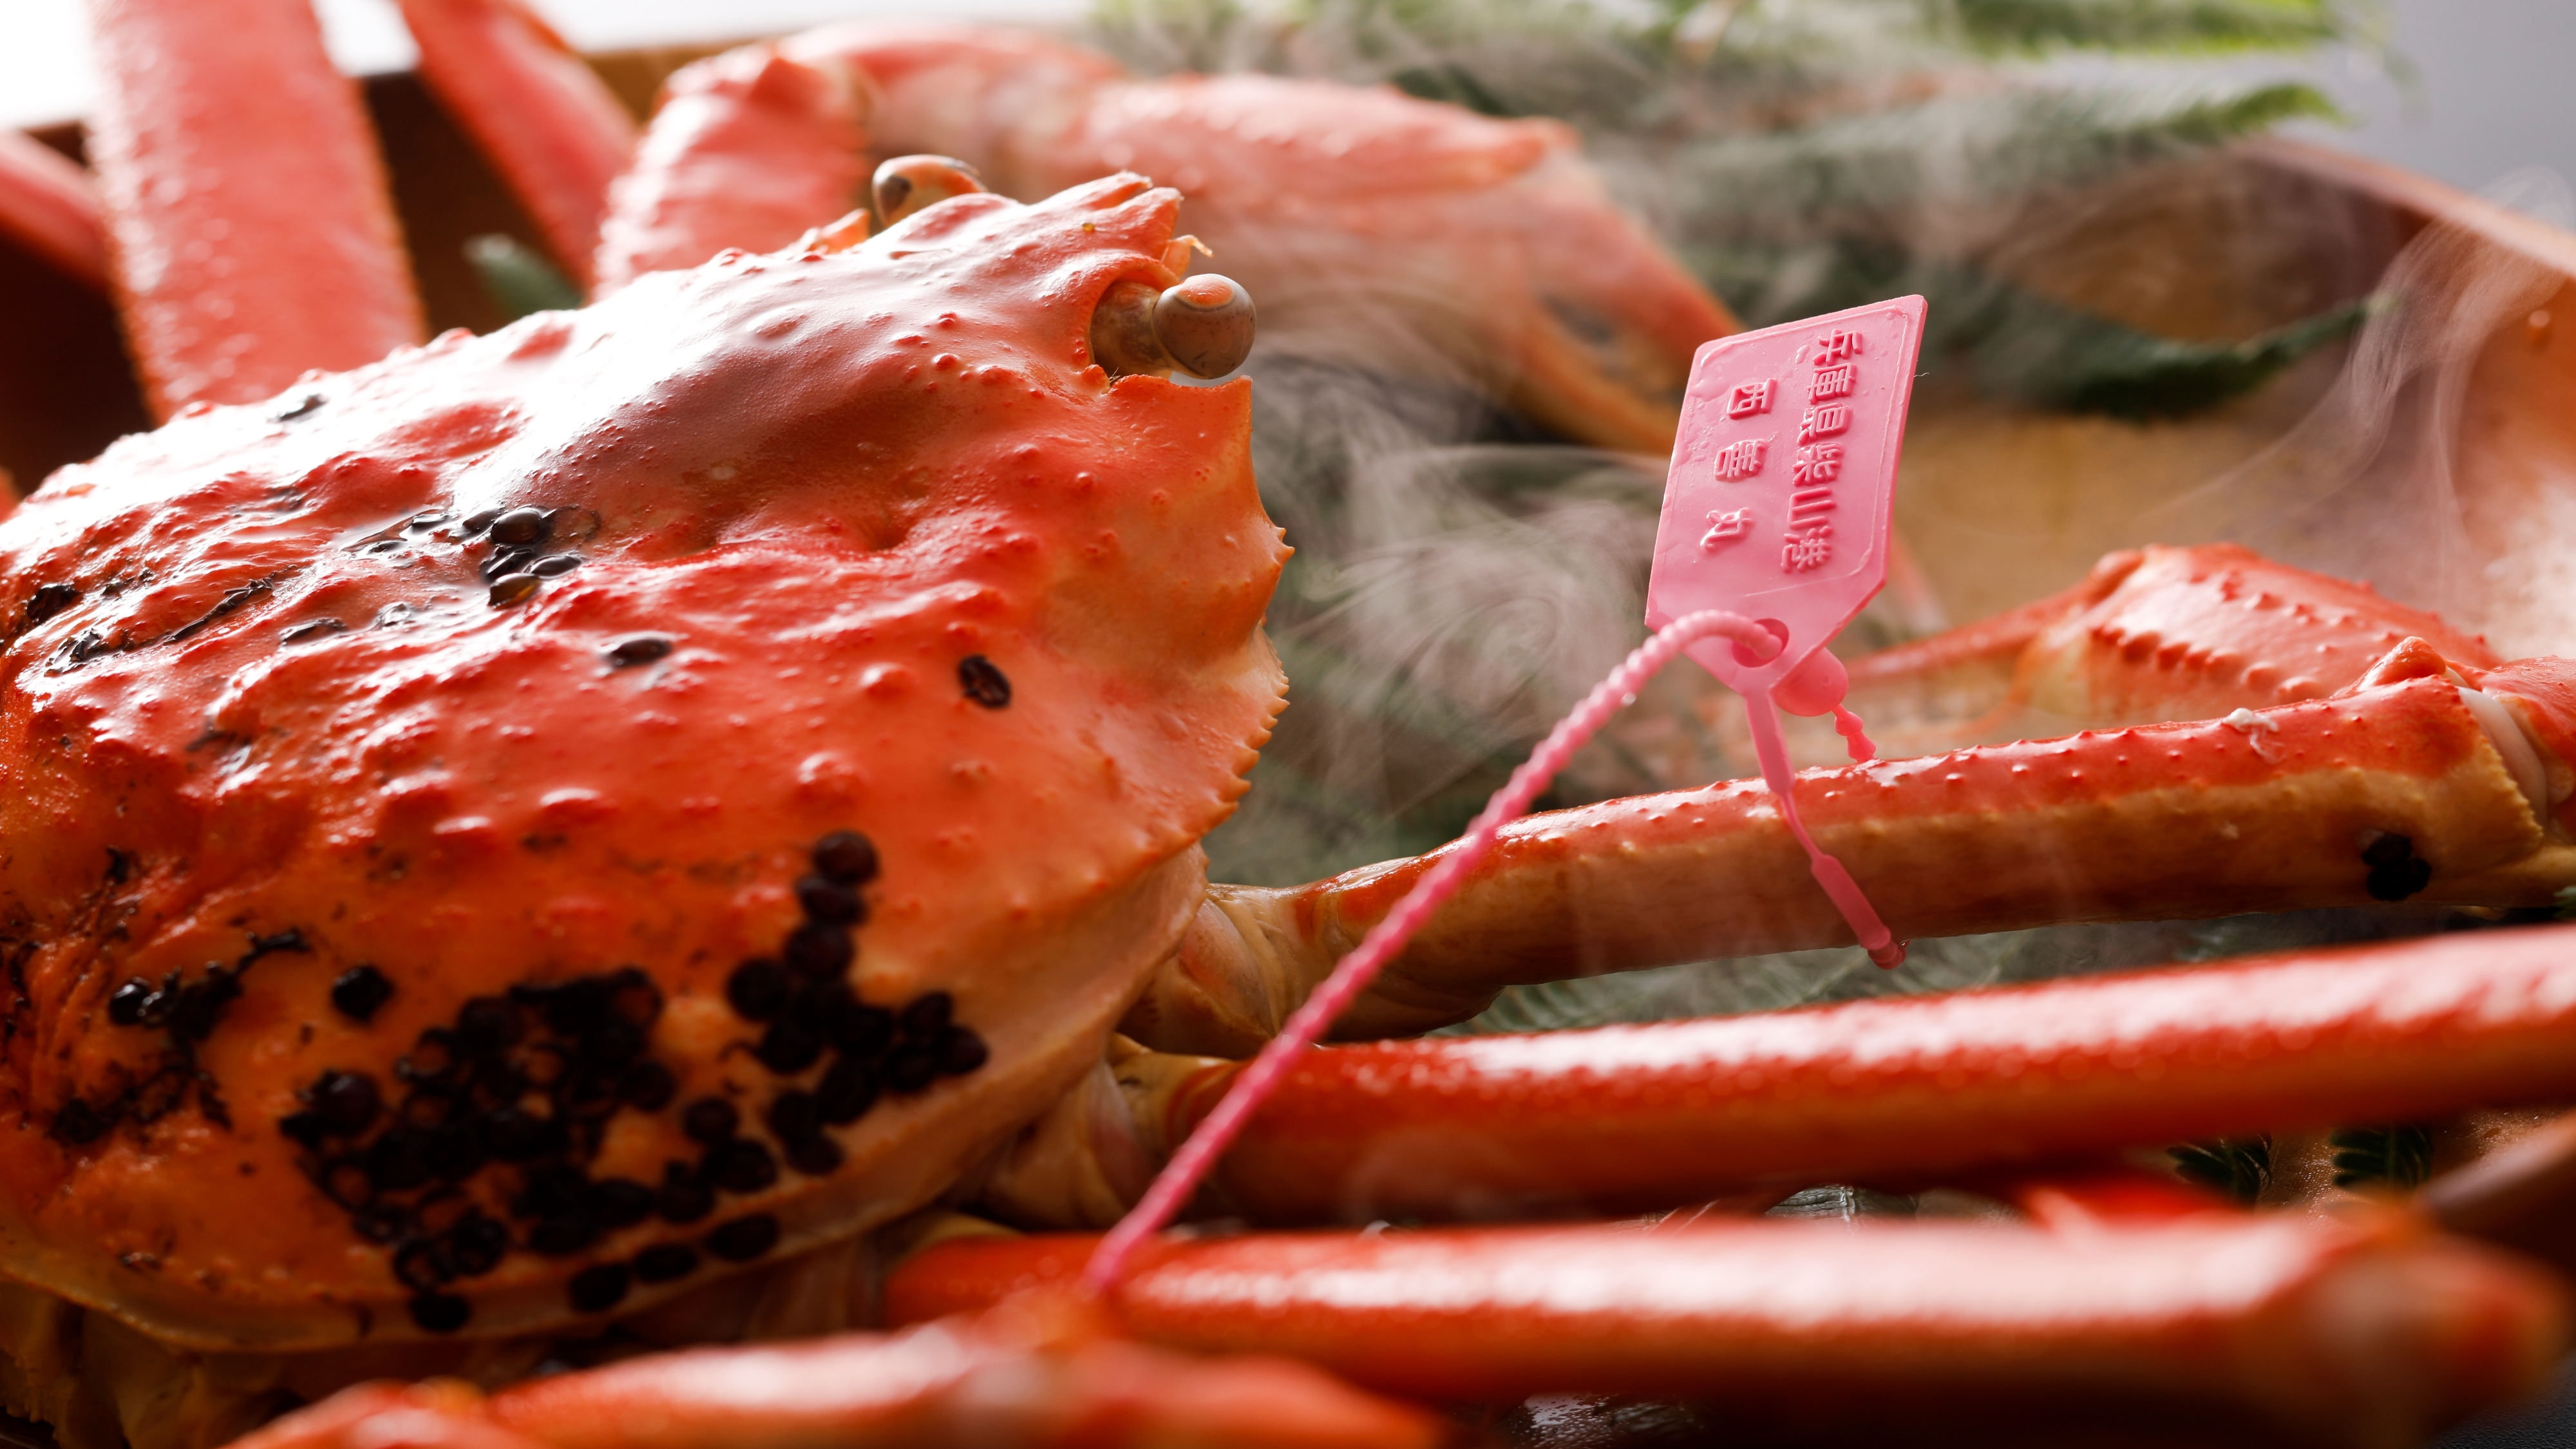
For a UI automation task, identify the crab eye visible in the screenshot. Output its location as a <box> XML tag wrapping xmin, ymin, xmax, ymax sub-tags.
<box><xmin>1153</xmin><ymin>274</ymin><xmax>1255</xmax><ymax>379</ymax></box>
<box><xmin>872</xmin><ymin>155</ymin><xmax>987</xmax><ymax>225</ymax></box>
<box><xmin>1090</xmin><ymin>274</ymin><xmax>1257</xmax><ymax>381</ymax></box>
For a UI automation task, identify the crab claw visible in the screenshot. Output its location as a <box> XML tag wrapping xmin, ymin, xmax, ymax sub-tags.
<box><xmin>873</xmin><ymin>153</ymin><xmax>989</xmax><ymax>225</ymax></box>
<box><xmin>1092</xmin><ymin>274</ymin><xmax>1258</xmax><ymax>380</ymax></box>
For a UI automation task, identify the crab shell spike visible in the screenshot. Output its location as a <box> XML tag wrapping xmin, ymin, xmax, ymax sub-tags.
<box><xmin>872</xmin><ymin>153</ymin><xmax>989</xmax><ymax>226</ymax></box>
<box><xmin>0</xmin><ymin>173</ymin><xmax>1285</xmax><ymax>1352</ymax></box>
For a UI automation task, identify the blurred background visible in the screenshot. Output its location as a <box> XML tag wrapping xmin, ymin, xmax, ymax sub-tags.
<box><xmin>4</xmin><ymin>0</ymin><xmax>2573</xmax><ymax>196</ymax></box>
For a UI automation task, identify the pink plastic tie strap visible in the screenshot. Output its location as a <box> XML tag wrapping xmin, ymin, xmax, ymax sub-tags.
<box><xmin>1647</xmin><ymin>297</ymin><xmax>1927</xmax><ymax>969</ymax></box>
<box><xmin>1084</xmin><ymin>607</ymin><xmax>1790</xmax><ymax>1291</ymax></box>
<box><xmin>1086</xmin><ymin>301</ymin><xmax>1931</xmax><ymax>1291</ymax></box>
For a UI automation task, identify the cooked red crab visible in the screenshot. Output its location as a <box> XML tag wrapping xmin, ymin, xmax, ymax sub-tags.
<box><xmin>0</xmin><ymin>167</ymin><xmax>1295</xmax><ymax>1440</ymax></box>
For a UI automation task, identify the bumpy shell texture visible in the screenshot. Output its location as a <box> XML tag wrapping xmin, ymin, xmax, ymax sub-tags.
<box><xmin>0</xmin><ymin>175</ymin><xmax>1285</xmax><ymax>1350</ymax></box>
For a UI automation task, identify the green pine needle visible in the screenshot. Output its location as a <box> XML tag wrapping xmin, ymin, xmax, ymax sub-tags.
<box><xmin>1954</xmin><ymin>0</ymin><xmax>2356</xmax><ymax>55</ymax></box>
<box><xmin>1975</xmin><ymin>292</ymin><xmax>2376</xmax><ymax>417</ymax></box>
<box><xmin>1673</xmin><ymin>79</ymin><xmax>2343</xmax><ymax>232</ymax></box>
<box><xmin>2169</xmin><ymin>1135</ymin><xmax>2272</xmax><ymax>1204</ymax></box>
<box><xmin>466</xmin><ymin>234</ymin><xmax>582</xmax><ymax>324</ymax></box>
<box><xmin>2329</xmin><ymin>1123</ymin><xmax>2434</xmax><ymax>1189</ymax></box>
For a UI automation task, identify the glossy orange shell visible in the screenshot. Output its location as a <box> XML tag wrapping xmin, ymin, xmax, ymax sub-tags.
<box><xmin>0</xmin><ymin>175</ymin><xmax>1286</xmax><ymax>1350</ymax></box>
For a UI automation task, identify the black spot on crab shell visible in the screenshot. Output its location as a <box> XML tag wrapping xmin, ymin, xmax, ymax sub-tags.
<box><xmin>815</xmin><ymin>1060</ymin><xmax>880</xmax><ymax>1125</ymax></box>
<box><xmin>830</xmin><ymin>1001</ymin><xmax>895</xmax><ymax>1060</ymax></box>
<box><xmin>281</xmin><ymin>618</ymin><xmax>348</xmax><ymax>646</ymax></box>
<box><xmin>528</xmin><ymin>1215</ymin><xmax>600</xmax><ymax>1256</ymax></box>
<box><xmin>899</xmin><ymin>992</ymin><xmax>952</xmax><ymax>1041</ymax></box>
<box><xmin>705</xmin><ymin>1215</ymin><xmax>780</xmax><ymax>1263</ymax></box>
<box><xmin>489</xmin><ymin>507</ymin><xmax>552</xmax><ymax>547</ymax></box>
<box><xmin>330</xmin><ymin>966</ymin><xmax>393</xmax><ymax>1023</ymax></box>
<box><xmin>782</xmin><ymin>923</ymin><xmax>851</xmax><ymax>979</ymax></box>
<box><xmin>783</xmin><ymin>1133</ymin><xmax>843</xmax><ymax>1177</ymax></box>
<box><xmin>446</xmin><ymin>1214</ymin><xmax>510</xmax><ymax>1276</ymax></box>
<box><xmin>765</xmin><ymin>1092</ymin><xmax>819</xmax><ymax>1144</ymax></box>
<box><xmin>482</xmin><ymin>547</ymin><xmax>536</xmax><ymax>582</ymax></box>
<box><xmin>106</xmin><ymin>978</ymin><xmax>154</xmax><ymax>1027</ymax></box>
<box><xmin>24</xmin><ymin>582</ymin><xmax>80</xmax><ymax>626</ymax></box>
<box><xmin>394</xmin><ymin>1238</ymin><xmax>454</xmax><ymax>1292</ymax></box>
<box><xmin>883</xmin><ymin>1043</ymin><xmax>937</xmax><ymax>1094</ymax></box>
<box><xmin>633</xmin><ymin>1244</ymin><xmax>699</xmax><ymax>1283</ymax></box>
<box><xmin>795</xmin><ymin>875</ymin><xmax>863</xmax><ymax>925</ymax></box>
<box><xmin>606</xmin><ymin>636</ymin><xmax>673</xmax><ymax>668</ymax></box>
<box><xmin>936</xmin><ymin>1027</ymin><xmax>990</xmax><ymax>1076</ymax></box>
<box><xmin>2362</xmin><ymin>833</ymin><xmax>2433</xmax><ymax>902</ymax></box>
<box><xmin>307</xmin><ymin>1070</ymin><xmax>382</xmax><ymax>1135</ymax></box>
<box><xmin>620</xmin><ymin>1061</ymin><xmax>676</xmax><ymax>1111</ymax></box>
<box><xmin>51</xmin><ymin>1098</ymin><xmax>108</xmax><ymax>1145</ymax></box>
<box><xmin>726</xmin><ymin>960</ymin><xmax>792</xmax><ymax>1021</ymax></box>
<box><xmin>590</xmin><ymin>1177</ymin><xmax>655</xmax><ymax>1229</ymax></box>
<box><xmin>271</xmin><ymin>393</ymin><xmax>325</xmax><ymax>423</ymax></box>
<box><xmin>811</xmin><ymin>831</ymin><xmax>878</xmax><ymax>887</ymax></box>
<box><xmin>410</xmin><ymin>1293</ymin><xmax>471</xmax><ymax>1333</ymax></box>
<box><xmin>704</xmin><ymin>1139</ymin><xmax>778</xmax><ymax>1195</ymax></box>
<box><xmin>488</xmin><ymin>573</ymin><xmax>542</xmax><ymax>608</ymax></box>
<box><xmin>681</xmin><ymin>1098</ymin><xmax>739</xmax><ymax>1145</ymax></box>
<box><xmin>957</xmin><ymin>654</ymin><xmax>1011</xmax><ymax>708</ymax></box>
<box><xmin>569</xmin><ymin>1264</ymin><xmax>631</xmax><ymax>1314</ymax></box>
<box><xmin>755</xmin><ymin>1019</ymin><xmax>824</xmax><ymax>1075</ymax></box>
<box><xmin>289</xmin><ymin>967</ymin><xmax>694</xmax><ymax>1308</ymax></box>
<box><xmin>656</xmin><ymin>1164</ymin><xmax>715</xmax><ymax>1225</ymax></box>
<box><xmin>485</xmin><ymin>1105</ymin><xmax>567</xmax><ymax>1162</ymax></box>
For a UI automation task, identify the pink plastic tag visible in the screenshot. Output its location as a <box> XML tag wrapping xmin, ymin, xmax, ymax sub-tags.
<box><xmin>1647</xmin><ymin>296</ymin><xmax>1926</xmax><ymax>967</ymax></box>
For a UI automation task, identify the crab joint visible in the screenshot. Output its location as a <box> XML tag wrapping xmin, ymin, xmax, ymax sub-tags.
<box><xmin>1092</xmin><ymin>274</ymin><xmax>1257</xmax><ymax>381</ymax></box>
<box><xmin>873</xmin><ymin>154</ymin><xmax>987</xmax><ymax>225</ymax></box>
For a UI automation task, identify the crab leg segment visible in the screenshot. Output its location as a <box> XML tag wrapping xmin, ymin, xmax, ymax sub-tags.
<box><xmin>393</xmin><ymin>0</ymin><xmax>638</xmax><ymax>287</ymax></box>
<box><xmin>0</xmin><ymin>131</ymin><xmax>106</xmax><ymax>290</ymax></box>
<box><xmin>1153</xmin><ymin>923</ymin><xmax>2576</xmax><ymax>1222</ymax></box>
<box><xmin>591</xmin><ymin>44</ymin><xmax>867</xmax><ymax>296</ymax></box>
<box><xmin>232</xmin><ymin>1296</ymin><xmax>1440</xmax><ymax>1449</ymax></box>
<box><xmin>1842</xmin><ymin>544</ymin><xmax>2506</xmax><ymax>746</ymax></box>
<box><xmin>887</xmin><ymin>1219</ymin><xmax>2564</xmax><ymax>1446</ymax></box>
<box><xmin>583</xmin><ymin>23</ymin><xmax>1738</xmax><ymax>450</ymax></box>
<box><xmin>84</xmin><ymin>0</ymin><xmax>424</xmax><ymax>418</ymax></box>
<box><xmin>1132</xmin><ymin>664</ymin><xmax>2564</xmax><ymax>1049</ymax></box>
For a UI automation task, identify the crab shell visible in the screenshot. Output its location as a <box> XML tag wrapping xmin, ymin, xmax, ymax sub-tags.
<box><xmin>0</xmin><ymin>175</ymin><xmax>1285</xmax><ymax>1352</ymax></box>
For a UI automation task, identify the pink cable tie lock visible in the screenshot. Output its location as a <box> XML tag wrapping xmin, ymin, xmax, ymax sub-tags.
<box><xmin>1646</xmin><ymin>296</ymin><xmax>1926</xmax><ymax>969</ymax></box>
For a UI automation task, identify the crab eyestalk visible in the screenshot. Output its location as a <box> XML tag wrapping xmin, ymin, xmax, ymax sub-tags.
<box><xmin>1092</xmin><ymin>275</ymin><xmax>1257</xmax><ymax>380</ymax></box>
<box><xmin>873</xmin><ymin>153</ymin><xmax>989</xmax><ymax>225</ymax></box>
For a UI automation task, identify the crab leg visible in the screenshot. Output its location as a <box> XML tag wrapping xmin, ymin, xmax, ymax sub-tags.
<box><xmin>392</xmin><ymin>0</ymin><xmax>638</xmax><ymax>288</ymax></box>
<box><xmin>883</xmin><ymin>1217</ymin><xmax>2564</xmax><ymax>1447</ymax></box>
<box><xmin>0</xmin><ymin>131</ymin><xmax>106</xmax><ymax>291</ymax></box>
<box><xmin>1837</xmin><ymin>543</ymin><xmax>2508</xmax><ymax>753</ymax></box>
<box><xmin>1122</xmin><ymin>922</ymin><xmax>2576</xmax><ymax>1222</ymax></box>
<box><xmin>562</xmin><ymin>24</ymin><xmax>1736</xmax><ymax>446</ymax></box>
<box><xmin>84</xmin><ymin>0</ymin><xmax>424</xmax><ymax>417</ymax></box>
<box><xmin>1131</xmin><ymin>647</ymin><xmax>2572</xmax><ymax>1049</ymax></box>
<box><xmin>231</xmin><ymin>1294</ymin><xmax>1440</xmax><ymax>1449</ymax></box>
<box><xmin>589</xmin><ymin>44</ymin><xmax>867</xmax><ymax>295</ymax></box>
